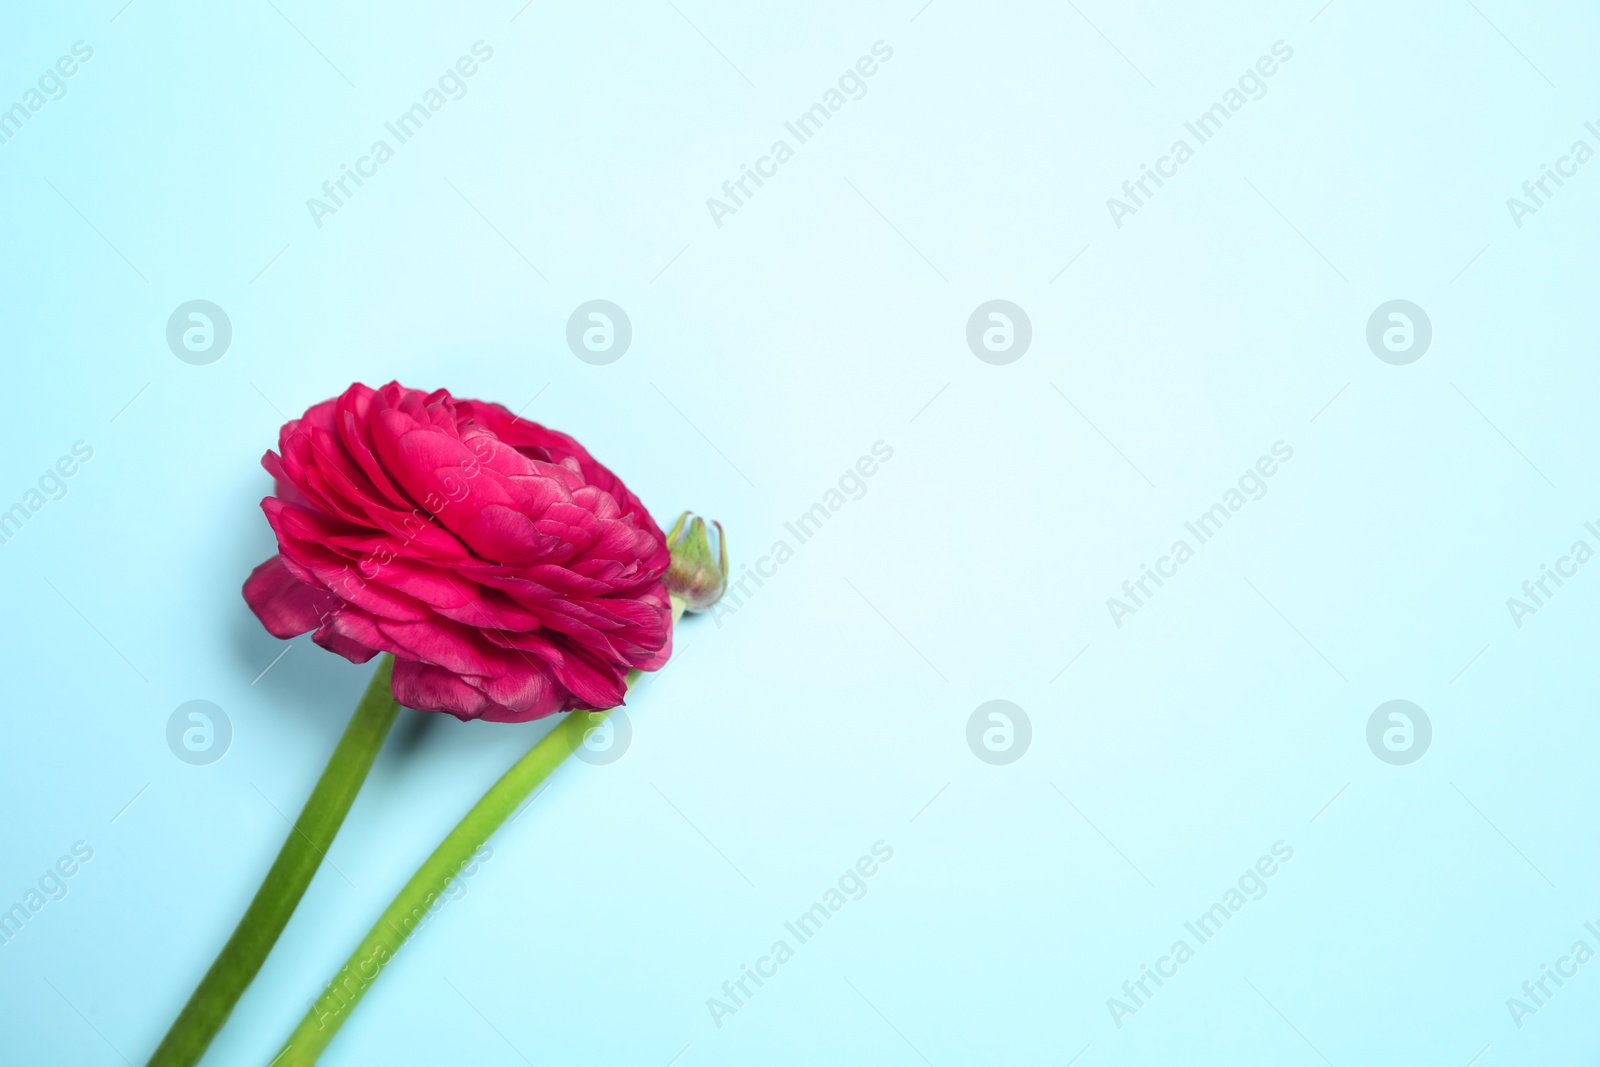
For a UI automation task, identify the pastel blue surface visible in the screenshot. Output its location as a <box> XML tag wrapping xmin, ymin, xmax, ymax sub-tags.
<box><xmin>2</xmin><ymin>2</ymin><xmax>1598</xmax><ymax>1064</ymax></box>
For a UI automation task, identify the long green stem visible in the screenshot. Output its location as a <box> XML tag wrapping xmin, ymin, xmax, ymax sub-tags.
<box><xmin>269</xmin><ymin>702</ymin><xmax>611</xmax><ymax>1066</ymax></box>
<box><xmin>148</xmin><ymin>655</ymin><xmax>402</xmax><ymax>1067</ymax></box>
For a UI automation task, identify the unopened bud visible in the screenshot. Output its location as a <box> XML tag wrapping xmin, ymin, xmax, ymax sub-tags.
<box><xmin>664</xmin><ymin>511</ymin><xmax>728</xmax><ymax>612</ymax></box>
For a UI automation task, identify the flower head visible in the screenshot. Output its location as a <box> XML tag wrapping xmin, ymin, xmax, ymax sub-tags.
<box><xmin>242</xmin><ymin>382</ymin><xmax>672</xmax><ymax>722</ymax></box>
<box><xmin>663</xmin><ymin>511</ymin><xmax>728</xmax><ymax>612</ymax></box>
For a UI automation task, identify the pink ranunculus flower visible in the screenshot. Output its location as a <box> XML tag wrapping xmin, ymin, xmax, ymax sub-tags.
<box><xmin>243</xmin><ymin>382</ymin><xmax>673</xmax><ymax>722</ymax></box>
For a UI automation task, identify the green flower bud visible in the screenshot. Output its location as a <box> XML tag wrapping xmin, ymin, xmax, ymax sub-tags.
<box><xmin>664</xmin><ymin>511</ymin><xmax>728</xmax><ymax>612</ymax></box>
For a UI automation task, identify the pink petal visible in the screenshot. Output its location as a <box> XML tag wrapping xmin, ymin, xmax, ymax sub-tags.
<box><xmin>243</xmin><ymin>555</ymin><xmax>339</xmax><ymax>638</ymax></box>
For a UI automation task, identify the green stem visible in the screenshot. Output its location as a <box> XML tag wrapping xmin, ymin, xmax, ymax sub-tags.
<box><xmin>269</xmin><ymin>702</ymin><xmax>611</xmax><ymax>1066</ymax></box>
<box><xmin>147</xmin><ymin>655</ymin><xmax>402</xmax><ymax>1067</ymax></box>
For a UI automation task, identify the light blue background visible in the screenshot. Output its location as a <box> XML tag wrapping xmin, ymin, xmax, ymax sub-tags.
<box><xmin>2</xmin><ymin>1</ymin><xmax>1597</xmax><ymax>1064</ymax></box>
